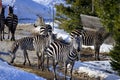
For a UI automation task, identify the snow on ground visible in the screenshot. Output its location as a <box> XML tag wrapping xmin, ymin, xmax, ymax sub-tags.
<box><xmin>32</xmin><ymin>22</ymin><xmax>120</xmax><ymax>80</ymax></box>
<box><xmin>0</xmin><ymin>22</ymin><xmax>119</xmax><ymax>80</ymax></box>
<box><xmin>73</xmin><ymin>61</ymin><xmax>120</xmax><ymax>80</ymax></box>
<box><xmin>0</xmin><ymin>60</ymin><xmax>45</xmax><ymax>80</ymax></box>
<box><xmin>82</xmin><ymin>44</ymin><xmax>113</xmax><ymax>53</ymax></box>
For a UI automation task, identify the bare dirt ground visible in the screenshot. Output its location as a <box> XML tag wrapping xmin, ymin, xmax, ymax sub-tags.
<box><xmin>0</xmin><ymin>24</ymin><xmax>110</xmax><ymax>80</ymax></box>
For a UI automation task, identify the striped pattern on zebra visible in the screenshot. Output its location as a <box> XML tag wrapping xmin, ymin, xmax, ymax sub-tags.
<box><xmin>44</xmin><ymin>33</ymin><xmax>82</xmax><ymax>80</ymax></box>
<box><xmin>33</xmin><ymin>25</ymin><xmax>54</xmax><ymax>69</ymax></box>
<box><xmin>0</xmin><ymin>6</ymin><xmax>5</xmax><ymax>41</ymax></box>
<box><xmin>39</xmin><ymin>24</ymin><xmax>52</xmax><ymax>35</ymax></box>
<box><xmin>71</xmin><ymin>27</ymin><xmax>111</xmax><ymax>60</ymax></box>
<box><xmin>5</xmin><ymin>6</ymin><xmax>18</xmax><ymax>41</ymax></box>
<box><xmin>9</xmin><ymin>24</ymin><xmax>54</xmax><ymax>66</ymax></box>
<box><xmin>9</xmin><ymin>36</ymin><xmax>34</xmax><ymax>66</ymax></box>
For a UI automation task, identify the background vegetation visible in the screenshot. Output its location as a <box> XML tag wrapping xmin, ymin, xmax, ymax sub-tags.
<box><xmin>55</xmin><ymin>0</ymin><xmax>96</xmax><ymax>32</ymax></box>
<box><xmin>55</xmin><ymin>0</ymin><xmax>120</xmax><ymax>75</ymax></box>
<box><xmin>95</xmin><ymin>0</ymin><xmax>120</xmax><ymax>75</ymax></box>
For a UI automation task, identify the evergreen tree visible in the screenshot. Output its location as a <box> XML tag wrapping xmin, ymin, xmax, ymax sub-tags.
<box><xmin>55</xmin><ymin>0</ymin><xmax>94</xmax><ymax>32</ymax></box>
<box><xmin>95</xmin><ymin>0</ymin><xmax>120</xmax><ymax>75</ymax></box>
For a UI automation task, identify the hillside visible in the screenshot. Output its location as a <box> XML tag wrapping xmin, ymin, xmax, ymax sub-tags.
<box><xmin>2</xmin><ymin>0</ymin><xmax>65</xmax><ymax>23</ymax></box>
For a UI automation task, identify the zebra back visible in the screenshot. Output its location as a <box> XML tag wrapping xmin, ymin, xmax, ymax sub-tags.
<box><xmin>94</xmin><ymin>27</ymin><xmax>110</xmax><ymax>46</ymax></box>
<box><xmin>5</xmin><ymin>14</ymin><xmax>18</xmax><ymax>27</ymax></box>
<box><xmin>5</xmin><ymin>5</ymin><xmax>18</xmax><ymax>28</ymax></box>
<box><xmin>71</xmin><ymin>28</ymin><xmax>96</xmax><ymax>46</ymax></box>
<box><xmin>9</xmin><ymin>37</ymin><xmax>34</xmax><ymax>54</ymax></box>
<box><xmin>45</xmin><ymin>33</ymin><xmax>82</xmax><ymax>62</ymax></box>
<box><xmin>82</xmin><ymin>29</ymin><xmax>96</xmax><ymax>45</ymax></box>
<box><xmin>33</xmin><ymin>35</ymin><xmax>50</xmax><ymax>52</ymax></box>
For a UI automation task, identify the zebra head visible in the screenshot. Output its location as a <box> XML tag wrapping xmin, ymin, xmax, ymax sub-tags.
<box><xmin>39</xmin><ymin>24</ymin><xmax>53</xmax><ymax>37</ymax></box>
<box><xmin>45</xmin><ymin>24</ymin><xmax>53</xmax><ymax>34</ymax></box>
<box><xmin>8</xmin><ymin>6</ymin><xmax>14</xmax><ymax>14</ymax></box>
<box><xmin>8</xmin><ymin>41</ymin><xmax>19</xmax><ymax>60</ymax></box>
<box><xmin>70</xmin><ymin>33</ymin><xmax>82</xmax><ymax>52</ymax></box>
<box><xmin>34</xmin><ymin>16</ymin><xmax>45</xmax><ymax>27</ymax></box>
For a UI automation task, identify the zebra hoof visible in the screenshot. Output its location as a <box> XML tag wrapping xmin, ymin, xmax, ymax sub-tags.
<box><xmin>10</xmin><ymin>61</ymin><xmax>14</xmax><ymax>64</ymax></box>
<box><xmin>97</xmin><ymin>58</ymin><xmax>100</xmax><ymax>61</ymax></box>
<box><xmin>23</xmin><ymin>62</ymin><xmax>26</xmax><ymax>65</ymax></box>
<box><xmin>29</xmin><ymin>63</ymin><xmax>31</xmax><ymax>66</ymax></box>
<box><xmin>0</xmin><ymin>39</ymin><xmax>3</xmax><ymax>41</ymax></box>
<box><xmin>47</xmin><ymin>68</ymin><xmax>50</xmax><ymax>72</ymax></box>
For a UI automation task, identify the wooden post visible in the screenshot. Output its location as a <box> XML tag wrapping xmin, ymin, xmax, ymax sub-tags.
<box><xmin>0</xmin><ymin>0</ymin><xmax>2</xmax><ymax>13</ymax></box>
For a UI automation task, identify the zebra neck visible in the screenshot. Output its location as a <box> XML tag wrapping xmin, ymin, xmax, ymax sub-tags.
<box><xmin>69</xmin><ymin>40</ymin><xmax>74</xmax><ymax>51</ymax></box>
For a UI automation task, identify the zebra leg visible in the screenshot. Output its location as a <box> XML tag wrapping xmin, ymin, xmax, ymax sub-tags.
<box><xmin>11</xmin><ymin>32</ymin><xmax>15</xmax><ymax>41</ymax></box>
<box><xmin>10</xmin><ymin>53</ymin><xmax>16</xmax><ymax>64</ymax></box>
<box><xmin>95</xmin><ymin>46</ymin><xmax>100</xmax><ymax>60</ymax></box>
<box><xmin>36</xmin><ymin>52</ymin><xmax>41</xmax><ymax>69</ymax></box>
<box><xmin>23</xmin><ymin>50</ymin><xmax>31</xmax><ymax>66</ymax></box>
<box><xmin>97</xmin><ymin>47</ymin><xmax>100</xmax><ymax>61</ymax></box>
<box><xmin>23</xmin><ymin>50</ymin><xmax>27</xmax><ymax>65</ymax></box>
<box><xmin>2</xmin><ymin>28</ymin><xmax>5</xmax><ymax>39</ymax></box>
<box><xmin>26</xmin><ymin>51</ymin><xmax>31</xmax><ymax>66</ymax></box>
<box><xmin>8</xmin><ymin>29</ymin><xmax>10</xmax><ymax>39</ymax></box>
<box><xmin>0</xmin><ymin>31</ymin><xmax>3</xmax><ymax>41</ymax></box>
<box><xmin>64</xmin><ymin>63</ymin><xmax>67</xmax><ymax>80</ymax></box>
<box><xmin>53</xmin><ymin>60</ymin><xmax>58</xmax><ymax>80</ymax></box>
<box><xmin>95</xmin><ymin>51</ymin><xmax>97</xmax><ymax>60</ymax></box>
<box><xmin>70</xmin><ymin>62</ymin><xmax>74</xmax><ymax>80</ymax></box>
<box><xmin>47</xmin><ymin>56</ymin><xmax>50</xmax><ymax>71</ymax></box>
<box><xmin>41</xmin><ymin>54</ymin><xmax>45</xmax><ymax>71</ymax></box>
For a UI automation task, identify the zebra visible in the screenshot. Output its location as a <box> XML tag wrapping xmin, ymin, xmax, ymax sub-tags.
<box><xmin>5</xmin><ymin>6</ymin><xmax>18</xmax><ymax>41</ymax></box>
<box><xmin>44</xmin><ymin>33</ymin><xmax>82</xmax><ymax>80</ymax></box>
<box><xmin>9</xmin><ymin>36</ymin><xmax>34</xmax><ymax>66</ymax></box>
<box><xmin>0</xmin><ymin>6</ymin><xmax>6</xmax><ymax>41</ymax></box>
<box><xmin>9</xmin><ymin>24</ymin><xmax>55</xmax><ymax>67</ymax></box>
<box><xmin>33</xmin><ymin>24</ymin><xmax>54</xmax><ymax>69</ymax></box>
<box><xmin>71</xmin><ymin>27</ymin><xmax>111</xmax><ymax>60</ymax></box>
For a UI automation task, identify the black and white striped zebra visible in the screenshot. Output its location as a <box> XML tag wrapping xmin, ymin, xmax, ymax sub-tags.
<box><xmin>9</xmin><ymin>36</ymin><xmax>34</xmax><ymax>66</ymax></box>
<box><xmin>9</xmin><ymin>24</ymin><xmax>55</xmax><ymax>67</ymax></box>
<box><xmin>0</xmin><ymin>6</ymin><xmax>5</xmax><ymax>41</ymax></box>
<box><xmin>44</xmin><ymin>33</ymin><xmax>82</xmax><ymax>80</ymax></box>
<box><xmin>71</xmin><ymin>27</ymin><xmax>111</xmax><ymax>60</ymax></box>
<box><xmin>5</xmin><ymin>6</ymin><xmax>18</xmax><ymax>41</ymax></box>
<box><xmin>33</xmin><ymin>24</ymin><xmax>55</xmax><ymax>69</ymax></box>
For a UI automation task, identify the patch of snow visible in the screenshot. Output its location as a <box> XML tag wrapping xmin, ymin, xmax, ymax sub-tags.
<box><xmin>73</xmin><ymin>61</ymin><xmax>120</xmax><ymax>80</ymax></box>
<box><xmin>82</xmin><ymin>43</ymin><xmax>113</xmax><ymax>53</ymax></box>
<box><xmin>0</xmin><ymin>60</ymin><xmax>46</xmax><ymax>80</ymax></box>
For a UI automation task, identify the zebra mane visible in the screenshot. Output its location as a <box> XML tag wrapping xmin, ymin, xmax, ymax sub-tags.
<box><xmin>56</xmin><ymin>37</ymin><xmax>70</xmax><ymax>45</ymax></box>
